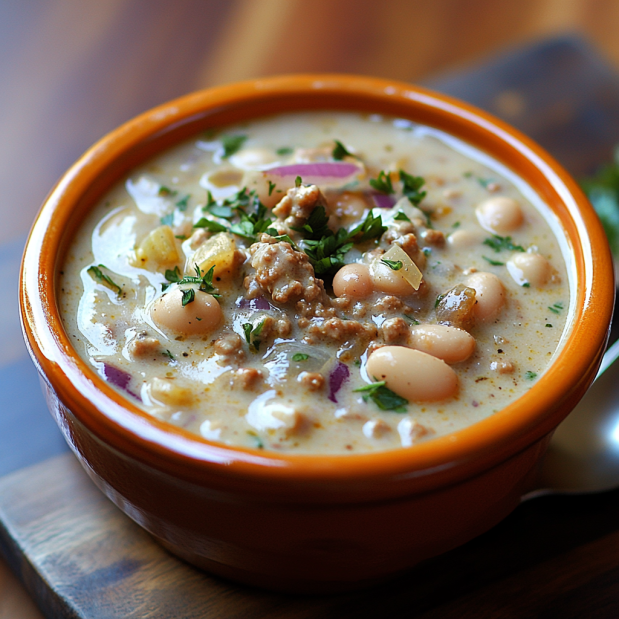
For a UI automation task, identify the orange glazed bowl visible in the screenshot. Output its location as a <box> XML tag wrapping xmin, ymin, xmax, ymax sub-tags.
<box><xmin>20</xmin><ymin>75</ymin><xmax>614</xmax><ymax>593</ymax></box>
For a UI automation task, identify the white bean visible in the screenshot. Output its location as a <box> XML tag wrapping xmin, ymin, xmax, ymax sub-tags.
<box><xmin>465</xmin><ymin>272</ymin><xmax>506</xmax><ymax>321</ymax></box>
<box><xmin>370</xmin><ymin>260</ymin><xmax>414</xmax><ymax>296</ymax></box>
<box><xmin>409</xmin><ymin>324</ymin><xmax>475</xmax><ymax>364</ymax></box>
<box><xmin>333</xmin><ymin>263</ymin><xmax>373</xmax><ymax>298</ymax></box>
<box><xmin>476</xmin><ymin>197</ymin><xmax>523</xmax><ymax>233</ymax></box>
<box><xmin>151</xmin><ymin>288</ymin><xmax>222</xmax><ymax>335</ymax></box>
<box><xmin>507</xmin><ymin>252</ymin><xmax>551</xmax><ymax>287</ymax></box>
<box><xmin>366</xmin><ymin>346</ymin><xmax>458</xmax><ymax>402</ymax></box>
<box><xmin>447</xmin><ymin>229</ymin><xmax>480</xmax><ymax>249</ymax></box>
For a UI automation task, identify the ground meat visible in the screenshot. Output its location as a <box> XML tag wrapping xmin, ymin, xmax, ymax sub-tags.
<box><xmin>214</xmin><ymin>332</ymin><xmax>243</xmax><ymax>354</ymax></box>
<box><xmin>420</xmin><ymin>229</ymin><xmax>445</xmax><ymax>245</ymax></box>
<box><xmin>297</xmin><ymin>371</ymin><xmax>325</xmax><ymax>391</ymax></box>
<box><xmin>296</xmin><ymin>299</ymin><xmax>336</xmax><ymax>319</ymax></box>
<box><xmin>128</xmin><ymin>332</ymin><xmax>160</xmax><ymax>358</ymax></box>
<box><xmin>272</xmin><ymin>184</ymin><xmax>329</xmax><ymax>229</ymax></box>
<box><xmin>260</xmin><ymin>315</ymin><xmax>293</xmax><ymax>339</ymax></box>
<box><xmin>381</xmin><ymin>221</ymin><xmax>416</xmax><ymax>244</ymax></box>
<box><xmin>231</xmin><ymin>368</ymin><xmax>263</xmax><ymax>390</ymax></box>
<box><xmin>306</xmin><ymin>318</ymin><xmax>377</xmax><ymax>343</ymax></box>
<box><xmin>245</xmin><ymin>241</ymin><xmax>325</xmax><ymax>304</ymax></box>
<box><xmin>373</xmin><ymin>295</ymin><xmax>407</xmax><ymax>313</ymax></box>
<box><xmin>395</xmin><ymin>233</ymin><xmax>427</xmax><ymax>267</ymax></box>
<box><xmin>435</xmin><ymin>284</ymin><xmax>477</xmax><ymax>331</ymax></box>
<box><xmin>380</xmin><ymin>317</ymin><xmax>410</xmax><ymax>343</ymax></box>
<box><xmin>363</xmin><ymin>419</ymin><xmax>391</xmax><ymax>439</ymax></box>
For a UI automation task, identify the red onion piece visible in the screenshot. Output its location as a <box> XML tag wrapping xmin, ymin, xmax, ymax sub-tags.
<box><xmin>102</xmin><ymin>363</ymin><xmax>140</xmax><ymax>400</ymax></box>
<box><xmin>264</xmin><ymin>162</ymin><xmax>360</xmax><ymax>186</ymax></box>
<box><xmin>236</xmin><ymin>296</ymin><xmax>271</xmax><ymax>311</ymax></box>
<box><xmin>328</xmin><ymin>361</ymin><xmax>350</xmax><ymax>403</ymax></box>
<box><xmin>372</xmin><ymin>192</ymin><xmax>396</xmax><ymax>209</ymax></box>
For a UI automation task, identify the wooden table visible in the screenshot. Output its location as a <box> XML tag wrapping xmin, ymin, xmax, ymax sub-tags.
<box><xmin>3</xmin><ymin>2</ymin><xmax>619</xmax><ymax>617</ymax></box>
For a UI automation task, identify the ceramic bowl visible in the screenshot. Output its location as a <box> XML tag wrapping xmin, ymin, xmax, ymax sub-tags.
<box><xmin>20</xmin><ymin>75</ymin><xmax>614</xmax><ymax>593</ymax></box>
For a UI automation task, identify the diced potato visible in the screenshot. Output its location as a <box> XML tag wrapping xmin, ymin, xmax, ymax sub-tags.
<box><xmin>189</xmin><ymin>232</ymin><xmax>236</xmax><ymax>279</ymax></box>
<box><xmin>131</xmin><ymin>225</ymin><xmax>179</xmax><ymax>268</ymax></box>
<box><xmin>148</xmin><ymin>377</ymin><xmax>194</xmax><ymax>407</ymax></box>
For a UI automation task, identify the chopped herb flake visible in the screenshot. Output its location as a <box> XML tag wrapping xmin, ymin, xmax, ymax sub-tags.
<box><xmin>483</xmin><ymin>234</ymin><xmax>525</xmax><ymax>253</ymax></box>
<box><xmin>158</xmin><ymin>186</ymin><xmax>177</xmax><ymax>197</ymax></box>
<box><xmin>175</xmin><ymin>194</ymin><xmax>191</xmax><ymax>211</ymax></box>
<box><xmin>394</xmin><ymin>211</ymin><xmax>411</xmax><ymax>222</ymax></box>
<box><xmin>221</xmin><ymin>134</ymin><xmax>247</xmax><ymax>158</ymax></box>
<box><xmin>276</xmin><ymin>146</ymin><xmax>293</xmax><ymax>156</ymax></box>
<box><xmin>268</xmin><ymin>181</ymin><xmax>276</xmax><ymax>196</ymax></box>
<box><xmin>292</xmin><ymin>353</ymin><xmax>310</xmax><ymax>361</ymax></box>
<box><xmin>354</xmin><ymin>380</ymin><xmax>408</xmax><ymax>412</ymax></box>
<box><xmin>243</xmin><ymin>319</ymin><xmax>265</xmax><ymax>353</ymax></box>
<box><xmin>162</xmin><ymin>349</ymin><xmax>175</xmax><ymax>360</ymax></box>
<box><xmin>482</xmin><ymin>255</ymin><xmax>505</xmax><ymax>266</ymax></box>
<box><xmin>160</xmin><ymin>213</ymin><xmax>174</xmax><ymax>226</ymax></box>
<box><xmin>525</xmin><ymin>371</ymin><xmax>537</xmax><ymax>380</ymax></box>
<box><xmin>332</xmin><ymin>140</ymin><xmax>353</xmax><ymax>160</ymax></box>
<box><xmin>181</xmin><ymin>288</ymin><xmax>195</xmax><ymax>306</ymax></box>
<box><xmin>400</xmin><ymin>170</ymin><xmax>426</xmax><ymax>206</ymax></box>
<box><xmin>295</xmin><ymin>175</ymin><xmax>303</xmax><ymax>187</ymax></box>
<box><xmin>87</xmin><ymin>264</ymin><xmax>122</xmax><ymax>296</ymax></box>
<box><xmin>369</xmin><ymin>170</ymin><xmax>394</xmax><ymax>194</ymax></box>
<box><xmin>194</xmin><ymin>218</ymin><xmax>228</xmax><ymax>233</ymax></box>
<box><xmin>381</xmin><ymin>258</ymin><xmax>403</xmax><ymax>271</ymax></box>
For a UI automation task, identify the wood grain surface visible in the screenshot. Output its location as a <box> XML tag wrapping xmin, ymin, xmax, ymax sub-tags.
<box><xmin>4</xmin><ymin>1</ymin><xmax>619</xmax><ymax>617</ymax></box>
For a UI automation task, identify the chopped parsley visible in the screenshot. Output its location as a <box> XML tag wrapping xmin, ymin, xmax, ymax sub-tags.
<box><xmin>162</xmin><ymin>349</ymin><xmax>175</xmax><ymax>360</ymax></box>
<box><xmin>193</xmin><ymin>218</ymin><xmax>228</xmax><ymax>233</ymax></box>
<box><xmin>400</xmin><ymin>170</ymin><xmax>426</xmax><ymax>206</ymax></box>
<box><xmin>158</xmin><ymin>185</ymin><xmax>177</xmax><ymax>197</ymax></box>
<box><xmin>403</xmin><ymin>314</ymin><xmax>420</xmax><ymax>325</ymax></box>
<box><xmin>463</xmin><ymin>171</ymin><xmax>495</xmax><ymax>189</ymax></box>
<box><xmin>522</xmin><ymin>282</ymin><xmax>531</xmax><ymax>287</ymax></box>
<box><xmin>295</xmin><ymin>175</ymin><xmax>303</xmax><ymax>187</ymax></box>
<box><xmin>381</xmin><ymin>258</ymin><xmax>403</xmax><ymax>271</ymax></box>
<box><xmin>292</xmin><ymin>353</ymin><xmax>309</xmax><ymax>361</ymax></box>
<box><xmin>175</xmin><ymin>194</ymin><xmax>191</xmax><ymax>211</ymax></box>
<box><xmin>87</xmin><ymin>264</ymin><xmax>122</xmax><ymax>296</ymax></box>
<box><xmin>332</xmin><ymin>140</ymin><xmax>353</xmax><ymax>160</ymax></box>
<box><xmin>276</xmin><ymin>146</ymin><xmax>293</xmax><ymax>156</ymax></box>
<box><xmin>243</xmin><ymin>319</ymin><xmax>265</xmax><ymax>353</ymax></box>
<box><xmin>525</xmin><ymin>371</ymin><xmax>537</xmax><ymax>380</ymax></box>
<box><xmin>483</xmin><ymin>234</ymin><xmax>525</xmax><ymax>253</ymax></box>
<box><xmin>229</xmin><ymin>197</ymin><xmax>274</xmax><ymax>243</ymax></box>
<box><xmin>369</xmin><ymin>170</ymin><xmax>394</xmax><ymax>194</ymax></box>
<box><xmin>482</xmin><ymin>256</ymin><xmax>505</xmax><ymax>266</ymax></box>
<box><xmin>268</xmin><ymin>180</ymin><xmax>276</xmax><ymax>196</ymax></box>
<box><xmin>452</xmin><ymin>221</ymin><xmax>461</xmax><ymax>229</ymax></box>
<box><xmin>394</xmin><ymin>211</ymin><xmax>412</xmax><ymax>222</ymax></box>
<box><xmin>160</xmin><ymin>213</ymin><xmax>174</xmax><ymax>226</ymax></box>
<box><xmin>354</xmin><ymin>380</ymin><xmax>408</xmax><ymax>412</ymax></box>
<box><xmin>221</xmin><ymin>134</ymin><xmax>247</xmax><ymax>158</ymax></box>
<box><xmin>546</xmin><ymin>323</ymin><xmax>553</xmax><ymax>328</ymax></box>
<box><xmin>163</xmin><ymin>264</ymin><xmax>220</xmax><ymax>300</ymax></box>
<box><xmin>291</xmin><ymin>204</ymin><xmax>331</xmax><ymax>240</ymax></box>
<box><xmin>247</xmin><ymin>431</ymin><xmax>264</xmax><ymax>449</ymax></box>
<box><xmin>548</xmin><ymin>302</ymin><xmax>563</xmax><ymax>314</ymax></box>
<box><xmin>181</xmin><ymin>289</ymin><xmax>195</xmax><ymax>306</ymax></box>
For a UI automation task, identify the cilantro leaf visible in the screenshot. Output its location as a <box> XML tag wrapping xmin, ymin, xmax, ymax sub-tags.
<box><xmin>290</xmin><ymin>204</ymin><xmax>331</xmax><ymax>240</ymax></box>
<box><xmin>332</xmin><ymin>140</ymin><xmax>353</xmax><ymax>160</ymax></box>
<box><xmin>87</xmin><ymin>264</ymin><xmax>122</xmax><ymax>296</ymax></box>
<box><xmin>348</xmin><ymin>210</ymin><xmax>387</xmax><ymax>242</ymax></box>
<box><xmin>381</xmin><ymin>258</ymin><xmax>403</xmax><ymax>271</ymax></box>
<box><xmin>353</xmin><ymin>380</ymin><xmax>408</xmax><ymax>412</ymax></box>
<box><xmin>483</xmin><ymin>235</ymin><xmax>525</xmax><ymax>253</ymax></box>
<box><xmin>181</xmin><ymin>288</ymin><xmax>195</xmax><ymax>306</ymax></box>
<box><xmin>525</xmin><ymin>371</ymin><xmax>537</xmax><ymax>380</ymax></box>
<box><xmin>243</xmin><ymin>319</ymin><xmax>266</xmax><ymax>352</ymax></box>
<box><xmin>292</xmin><ymin>353</ymin><xmax>309</xmax><ymax>361</ymax></box>
<box><xmin>175</xmin><ymin>194</ymin><xmax>191</xmax><ymax>211</ymax></box>
<box><xmin>160</xmin><ymin>213</ymin><xmax>174</xmax><ymax>227</ymax></box>
<box><xmin>369</xmin><ymin>170</ymin><xmax>394</xmax><ymax>194</ymax></box>
<box><xmin>268</xmin><ymin>181</ymin><xmax>276</xmax><ymax>196</ymax></box>
<box><xmin>482</xmin><ymin>256</ymin><xmax>505</xmax><ymax>266</ymax></box>
<box><xmin>394</xmin><ymin>211</ymin><xmax>411</xmax><ymax>222</ymax></box>
<box><xmin>276</xmin><ymin>146</ymin><xmax>293</xmax><ymax>156</ymax></box>
<box><xmin>158</xmin><ymin>185</ymin><xmax>177</xmax><ymax>197</ymax></box>
<box><xmin>221</xmin><ymin>134</ymin><xmax>247</xmax><ymax>158</ymax></box>
<box><xmin>295</xmin><ymin>175</ymin><xmax>303</xmax><ymax>187</ymax></box>
<box><xmin>194</xmin><ymin>218</ymin><xmax>228</xmax><ymax>233</ymax></box>
<box><xmin>162</xmin><ymin>349</ymin><xmax>175</xmax><ymax>360</ymax></box>
<box><xmin>399</xmin><ymin>170</ymin><xmax>426</xmax><ymax>206</ymax></box>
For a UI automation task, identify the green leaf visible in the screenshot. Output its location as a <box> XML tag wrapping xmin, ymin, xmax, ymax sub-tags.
<box><xmin>525</xmin><ymin>371</ymin><xmax>537</xmax><ymax>380</ymax></box>
<box><xmin>295</xmin><ymin>175</ymin><xmax>303</xmax><ymax>187</ymax></box>
<box><xmin>175</xmin><ymin>194</ymin><xmax>191</xmax><ymax>211</ymax></box>
<box><xmin>194</xmin><ymin>218</ymin><xmax>228</xmax><ymax>233</ymax></box>
<box><xmin>483</xmin><ymin>235</ymin><xmax>525</xmax><ymax>253</ymax></box>
<box><xmin>399</xmin><ymin>170</ymin><xmax>426</xmax><ymax>206</ymax></box>
<box><xmin>158</xmin><ymin>185</ymin><xmax>177</xmax><ymax>197</ymax></box>
<box><xmin>291</xmin><ymin>204</ymin><xmax>331</xmax><ymax>240</ymax></box>
<box><xmin>268</xmin><ymin>181</ymin><xmax>276</xmax><ymax>196</ymax></box>
<box><xmin>87</xmin><ymin>264</ymin><xmax>122</xmax><ymax>296</ymax></box>
<box><xmin>221</xmin><ymin>134</ymin><xmax>247</xmax><ymax>158</ymax></box>
<box><xmin>332</xmin><ymin>140</ymin><xmax>353</xmax><ymax>160</ymax></box>
<box><xmin>162</xmin><ymin>349</ymin><xmax>175</xmax><ymax>360</ymax></box>
<box><xmin>482</xmin><ymin>255</ymin><xmax>505</xmax><ymax>266</ymax></box>
<box><xmin>394</xmin><ymin>211</ymin><xmax>411</xmax><ymax>222</ymax></box>
<box><xmin>181</xmin><ymin>288</ymin><xmax>195</xmax><ymax>306</ymax></box>
<box><xmin>276</xmin><ymin>146</ymin><xmax>293</xmax><ymax>156</ymax></box>
<box><xmin>160</xmin><ymin>213</ymin><xmax>174</xmax><ymax>226</ymax></box>
<box><xmin>292</xmin><ymin>353</ymin><xmax>309</xmax><ymax>361</ymax></box>
<box><xmin>369</xmin><ymin>170</ymin><xmax>394</xmax><ymax>194</ymax></box>
<box><xmin>381</xmin><ymin>258</ymin><xmax>403</xmax><ymax>271</ymax></box>
<box><xmin>353</xmin><ymin>381</ymin><xmax>408</xmax><ymax>412</ymax></box>
<box><xmin>243</xmin><ymin>319</ymin><xmax>265</xmax><ymax>352</ymax></box>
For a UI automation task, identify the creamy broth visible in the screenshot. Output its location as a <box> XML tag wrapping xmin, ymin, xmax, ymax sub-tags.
<box><xmin>59</xmin><ymin>112</ymin><xmax>571</xmax><ymax>454</ymax></box>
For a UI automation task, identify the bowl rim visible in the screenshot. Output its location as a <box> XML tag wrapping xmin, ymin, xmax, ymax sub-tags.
<box><xmin>20</xmin><ymin>74</ymin><xmax>614</xmax><ymax>494</ymax></box>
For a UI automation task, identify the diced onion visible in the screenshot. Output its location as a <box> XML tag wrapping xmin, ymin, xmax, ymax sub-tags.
<box><xmin>381</xmin><ymin>244</ymin><xmax>423</xmax><ymax>290</ymax></box>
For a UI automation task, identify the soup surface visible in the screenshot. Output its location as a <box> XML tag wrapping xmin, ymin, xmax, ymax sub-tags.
<box><xmin>59</xmin><ymin>112</ymin><xmax>571</xmax><ymax>454</ymax></box>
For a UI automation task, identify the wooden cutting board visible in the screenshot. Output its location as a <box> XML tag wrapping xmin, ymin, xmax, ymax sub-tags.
<box><xmin>5</xmin><ymin>35</ymin><xmax>619</xmax><ymax>618</ymax></box>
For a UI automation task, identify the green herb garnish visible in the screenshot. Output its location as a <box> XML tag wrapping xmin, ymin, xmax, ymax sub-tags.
<box><xmin>295</xmin><ymin>175</ymin><xmax>303</xmax><ymax>187</ymax></box>
<box><xmin>354</xmin><ymin>380</ymin><xmax>408</xmax><ymax>412</ymax></box>
<box><xmin>158</xmin><ymin>185</ymin><xmax>177</xmax><ymax>197</ymax></box>
<box><xmin>243</xmin><ymin>319</ymin><xmax>266</xmax><ymax>353</ymax></box>
<box><xmin>290</xmin><ymin>204</ymin><xmax>331</xmax><ymax>240</ymax></box>
<box><xmin>181</xmin><ymin>288</ymin><xmax>195</xmax><ymax>306</ymax></box>
<box><xmin>400</xmin><ymin>170</ymin><xmax>426</xmax><ymax>206</ymax></box>
<box><xmin>482</xmin><ymin>256</ymin><xmax>505</xmax><ymax>266</ymax></box>
<box><xmin>175</xmin><ymin>194</ymin><xmax>191</xmax><ymax>211</ymax></box>
<box><xmin>162</xmin><ymin>349</ymin><xmax>175</xmax><ymax>360</ymax></box>
<box><xmin>381</xmin><ymin>258</ymin><xmax>403</xmax><ymax>271</ymax></box>
<box><xmin>463</xmin><ymin>171</ymin><xmax>495</xmax><ymax>189</ymax></box>
<box><xmin>394</xmin><ymin>211</ymin><xmax>411</xmax><ymax>222</ymax></box>
<box><xmin>292</xmin><ymin>353</ymin><xmax>309</xmax><ymax>361</ymax></box>
<box><xmin>268</xmin><ymin>181</ymin><xmax>276</xmax><ymax>196</ymax></box>
<box><xmin>160</xmin><ymin>213</ymin><xmax>174</xmax><ymax>227</ymax></box>
<box><xmin>525</xmin><ymin>371</ymin><xmax>537</xmax><ymax>380</ymax></box>
<box><xmin>165</xmin><ymin>264</ymin><xmax>220</xmax><ymax>300</ymax></box>
<box><xmin>87</xmin><ymin>264</ymin><xmax>122</xmax><ymax>296</ymax></box>
<box><xmin>369</xmin><ymin>170</ymin><xmax>394</xmax><ymax>194</ymax></box>
<box><xmin>221</xmin><ymin>134</ymin><xmax>247</xmax><ymax>158</ymax></box>
<box><xmin>483</xmin><ymin>234</ymin><xmax>525</xmax><ymax>253</ymax></box>
<box><xmin>332</xmin><ymin>140</ymin><xmax>353</xmax><ymax>160</ymax></box>
<box><xmin>402</xmin><ymin>314</ymin><xmax>420</xmax><ymax>325</ymax></box>
<box><xmin>193</xmin><ymin>218</ymin><xmax>228</xmax><ymax>233</ymax></box>
<box><xmin>276</xmin><ymin>146</ymin><xmax>293</xmax><ymax>156</ymax></box>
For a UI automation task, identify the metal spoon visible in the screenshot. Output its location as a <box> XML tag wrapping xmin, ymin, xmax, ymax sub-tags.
<box><xmin>526</xmin><ymin>339</ymin><xmax>619</xmax><ymax>497</ymax></box>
